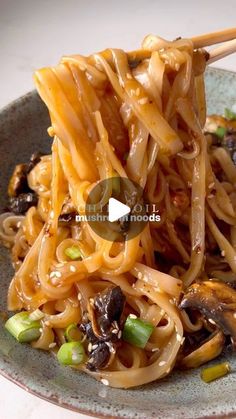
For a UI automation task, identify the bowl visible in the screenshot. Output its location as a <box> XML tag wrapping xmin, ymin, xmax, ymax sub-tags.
<box><xmin>0</xmin><ymin>67</ymin><xmax>236</xmax><ymax>419</ymax></box>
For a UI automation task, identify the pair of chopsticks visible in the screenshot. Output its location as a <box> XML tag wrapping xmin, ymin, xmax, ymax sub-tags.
<box><xmin>191</xmin><ymin>27</ymin><xmax>236</xmax><ymax>64</ymax></box>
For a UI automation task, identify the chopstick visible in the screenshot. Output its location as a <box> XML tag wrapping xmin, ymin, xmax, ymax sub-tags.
<box><xmin>208</xmin><ymin>38</ymin><xmax>236</xmax><ymax>64</ymax></box>
<box><xmin>125</xmin><ymin>28</ymin><xmax>236</xmax><ymax>67</ymax></box>
<box><xmin>191</xmin><ymin>27</ymin><xmax>236</xmax><ymax>49</ymax></box>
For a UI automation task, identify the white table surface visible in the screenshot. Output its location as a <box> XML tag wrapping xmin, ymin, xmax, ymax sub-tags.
<box><xmin>0</xmin><ymin>0</ymin><xmax>236</xmax><ymax>418</ymax></box>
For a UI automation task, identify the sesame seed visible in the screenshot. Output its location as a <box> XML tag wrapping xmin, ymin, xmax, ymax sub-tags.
<box><xmin>49</xmin><ymin>342</ymin><xmax>56</xmax><ymax>349</ymax></box>
<box><xmin>176</xmin><ymin>334</ymin><xmax>182</xmax><ymax>342</ymax></box>
<box><xmin>136</xmin><ymin>88</ymin><xmax>140</xmax><ymax>96</ymax></box>
<box><xmin>88</xmin><ymin>357</ymin><xmax>94</xmax><ymax>363</ymax></box>
<box><xmin>130</xmin><ymin>89</ymin><xmax>136</xmax><ymax>96</ymax></box>
<box><xmin>78</xmin><ymin>293</ymin><xmax>82</xmax><ymax>301</ymax></box>
<box><xmin>118</xmin><ymin>331</ymin><xmax>122</xmax><ymax>339</ymax></box>
<box><xmin>88</xmin><ymin>343</ymin><xmax>92</xmax><ymax>352</ymax></box>
<box><xmin>221</xmin><ymin>250</ymin><xmax>225</xmax><ymax>257</ymax></box>
<box><xmin>39</xmin><ymin>328</ymin><xmax>43</xmax><ymax>333</ymax></box>
<box><xmin>89</xmin><ymin>298</ymin><xmax>94</xmax><ymax>307</ymax></box>
<box><xmin>26</xmin><ymin>195</ymin><xmax>32</xmax><ymax>202</ymax></box>
<box><xmin>208</xmin><ymin>318</ymin><xmax>216</xmax><ymax>325</ymax></box>
<box><xmin>55</xmin><ymin>271</ymin><xmax>62</xmax><ymax>278</ymax></box>
<box><xmin>126</xmin><ymin>73</ymin><xmax>132</xmax><ymax>79</ymax></box>
<box><xmin>181</xmin><ymin>337</ymin><xmax>185</xmax><ymax>346</ymax></box>
<box><xmin>166</xmin><ymin>367</ymin><xmax>171</xmax><ymax>374</ymax></box>
<box><xmin>92</xmin><ymin>344</ymin><xmax>98</xmax><ymax>350</ymax></box>
<box><xmin>138</xmin><ymin>97</ymin><xmax>149</xmax><ymax>105</ymax></box>
<box><xmin>169</xmin><ymin>299</ymin><xmax>174</xmax><ymax>305</ymax></box>
<box><xmin>159</xmin><ymin>361</ymin><xmax>166</xmax><ymax>366</ymax></box>
<box><xmin>16</xmin><ymin>221</ymin><xmax>21</xmax><ymax>228</ymax></box>
<box><xmin>137</xmin><ymin>272</ymin><xmax>143</xmax><ymax>280</ymax></box>
<box><xmin>174</xmin><ymin>63</ymin><xmax>180</xmax><ymax>71</ymax></box>
<box><xmin>79</xmin><ymin>65</ymin><xmax>86</xmax><ymax>71</ymax></box>
<box><xmin>160</xmin><ymin>309</ymin><xmax>165</xmax><ymax>316</ymax></box>
<box><xmin>70</xmin><ymin>265</ymin><xmax>76</xmax><ymax>272</ymax></box>
<box><xmin>101</xmin><ymin>379</ymin><xmax>109</xmax><ymax>386</ymax></box>
<box><xmin>151</xmin><ymin>347</ymin><xmax>159</xmax><ymax>352</ymax></box>
<box><xmin>49</xmin><ymin>271</ymin><xmax>56</xmax><ymax>278</ymax></box>
<box><xmin>50</xmin><ymin>210</ymin><xmax>54</xmax><ymax>219</ymax></box>
<box><xmin>129</xmin><ymin>314</ymin><xmax>137</xmax><ymax>319</ymax></box>
<box><xmin>233</xmin><ymin>313</ymin><xmax>236</xmax><ymax>319</ymax></box>
<box><xmin>44</xmin><ymin>321</ymin><xmax>50</xmax><ymax>327</ymax></box>
<box><xmin>112</xmin><ymin>329</ymin><xmax>118</xmax><ymax>334</ymax></box>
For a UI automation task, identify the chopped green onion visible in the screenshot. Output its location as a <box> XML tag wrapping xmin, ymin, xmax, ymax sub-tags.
<box><xmin>57</xmin><ymin>341</ymin><xmax>85</xmax><ymax>365</ymax></box>
<box><xmin>122</xmin><ymin>315</ymin><xmax>154</xmax><ymax>348</ymax></box>
<box><xmin>224</xmin><ymin>108</ymin><xmax>236</xmax><ymax>121</ymax></box>
<box><xmin>28</xmin><ymin>309</ymin><xmax>45</xmax><ymax>321</ymax></box>
<box><xmin>65</xmin><ymin>323</ymin><xmax>81</xmax><ymax>342</ymax></box>
<box><xmin>112</xmin><ymin>176</ymin><xmax>120</xmax><ymax>196</ymax></box>
<box><xmin>5</xmin><ymin>312</ymin><xmax>41</xmax><ymax>343</ymax></box>
<box><xmin>201</xmin><ymin>362</ymin><xmax>231</xmax><ymax>383</ymax></box>
<box><xmin>65</xmin><ymin>246</ymin><xmax>81</xmax><ymax>260</ymax></box>
<box><xmin>215</xmin><ymin>126</ymin><xmax>227</xmax><ymax>139</ymax></box>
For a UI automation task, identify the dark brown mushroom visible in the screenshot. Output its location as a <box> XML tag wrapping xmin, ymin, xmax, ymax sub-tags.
<box><xmin>179</xmin><ymin>330</ymin><xmax>225</xmax><ymax>369</ymax></box>
<box><xmin>8</xmin><ymin>192</ymin><xmax>38</xmax><ymax>214</ymax></box>
<box><xmin>27</xmin><ymin>152</ymin><xmax>42</xmax><ymax>173</ymax></box>
<box><xmin>93</xmin><ymin>286</ymin><xmax>126</xmax><ymax>338</ymax></box>
<box><xmin>180</xmin><ymin>280</ymin><xmax>236</xmax><ymax>347</ymax></box>
<box><xmin>80</xmin><ymin>286</ymin><xmax>126</xmax><ymax>371</ymax></box>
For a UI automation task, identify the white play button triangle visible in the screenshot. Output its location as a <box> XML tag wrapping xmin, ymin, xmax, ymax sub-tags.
<box><xmin>108</xmin><ymin>198</ymin><xmax>131</xmax><ymax>222</ymax></box>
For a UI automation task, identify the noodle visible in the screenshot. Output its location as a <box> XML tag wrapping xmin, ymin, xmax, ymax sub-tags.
<box><xmin>1</xmin><ymin>33</ymin><xmax>236</xmax><ymax>389</ymax></box>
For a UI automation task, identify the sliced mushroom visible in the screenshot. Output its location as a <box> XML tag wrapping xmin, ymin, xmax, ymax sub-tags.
<box><xmin>180</xmin><ymin>281</ymin><xmax>236</xmax><ymax>346</ymax></box>
<box><xmin>8</xmin><ymin>164</ymin><xmax>29</xmax><ymax>197</ymax></box>
<box><xmin>179</xmin><ymin>330</ymin><xmax>225</xmax><ymax>369</ymax></box>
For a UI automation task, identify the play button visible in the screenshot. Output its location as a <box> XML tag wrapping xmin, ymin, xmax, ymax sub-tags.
<box><xmin>85</xmin><ymin>177</ymin><xmax>150</xmax><ymax>242</ymax></box>
<box><xmin>108</xmin><ymin>198</ymin><xmax>130</xmax><ymax>222</ymax></box>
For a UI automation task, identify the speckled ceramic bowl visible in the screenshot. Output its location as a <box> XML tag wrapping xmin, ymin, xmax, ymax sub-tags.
<box><xmin>1</xmin><ymin>68</ymin><xmax>236</xmax><ymax>419</ymax></box>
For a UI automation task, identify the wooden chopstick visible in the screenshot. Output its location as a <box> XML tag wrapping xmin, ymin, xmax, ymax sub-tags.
<box><xmin>125</xmin><ymin>28</ymin><xmax>236</xmax><ymax>66</ymax></box>
<box><xmin>208</xmin><ymin>38</ymin><xmax>236</xmax><ymax>64</ymax></box>
<box><xmin>191</xmin><ymin>27</ymin><xmax>236</xmax><ymax>49</ymax></box>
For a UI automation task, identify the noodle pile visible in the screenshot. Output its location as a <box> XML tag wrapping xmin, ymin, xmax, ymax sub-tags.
<box><xmin>1</xmin><ymin>34</ymin><xmax>236</xmax><ymax>388</ymax></box>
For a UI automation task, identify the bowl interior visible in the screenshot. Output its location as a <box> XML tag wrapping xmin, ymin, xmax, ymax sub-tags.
<box><xmin>0</xmin><ymin>68</ymin><xmax>236</xmax><ymax>418</ymax></box>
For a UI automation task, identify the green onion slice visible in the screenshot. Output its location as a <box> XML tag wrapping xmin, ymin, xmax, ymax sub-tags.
<box><xmin>215</xmin><ymin>126</ymin><xmax>227</xmax><ymax>139</ymax></box>
<box><xmin>65</xmin><ymin>245</ymin><xmax>81</xmax><ymax>260</ymax></box>
<box><xmin>5</xmin><ymin>312</ymin><xmax>41</xmax><ymax>343</ymax></box>
<box><xmin>122</xmin><ymin>315</ymin><xmax>154</xmax><ymax>348</ymax></box>
<box><xmin>65</xmin><ymin>323</ymin><xmax>81</xmax><ymax>342</ymax></box>
<box><xmin>201</xmin><ymin>362</ymin><xmax>231</xmax><ymax>383</ymax></box>
<box><xmin>224</xmin><ymin>108</ymin><xmax>236</xmax><ymax>121</ymax></box>
<box><xmin>57</xmin><ymin>341</ymin><xmax>85</xmax><ymax>365</ymax></box>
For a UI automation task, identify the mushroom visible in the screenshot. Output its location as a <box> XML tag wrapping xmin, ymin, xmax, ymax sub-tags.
<box><xmin>180</xmin><ymin>280</ymin><xmax>236</xmax><ymax>346</ymax></box>
<box><xmin>8</xmin><ymin>164</ymin><xmax>28</xmax><ymax>197</ymax></box>
<box><xmin>8</xmin><ymin>192</ymin><xmax>38</xmax><ymax>215</ymax></box>
<box><xmin>179</xmin><ymin>330</ymin><xmax>225</xmax><ymax>369</ymax></box>
<box><xmin>80</xmin><ymin>286</ymin><xmax>126</xmax><ymax>371</ymax></box>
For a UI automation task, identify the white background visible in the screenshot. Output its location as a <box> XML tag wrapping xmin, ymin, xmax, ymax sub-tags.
<box><xmin>0</xmin><ymin>0</ymin><xmax>236</xmax><ymax>417</ymax></box>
